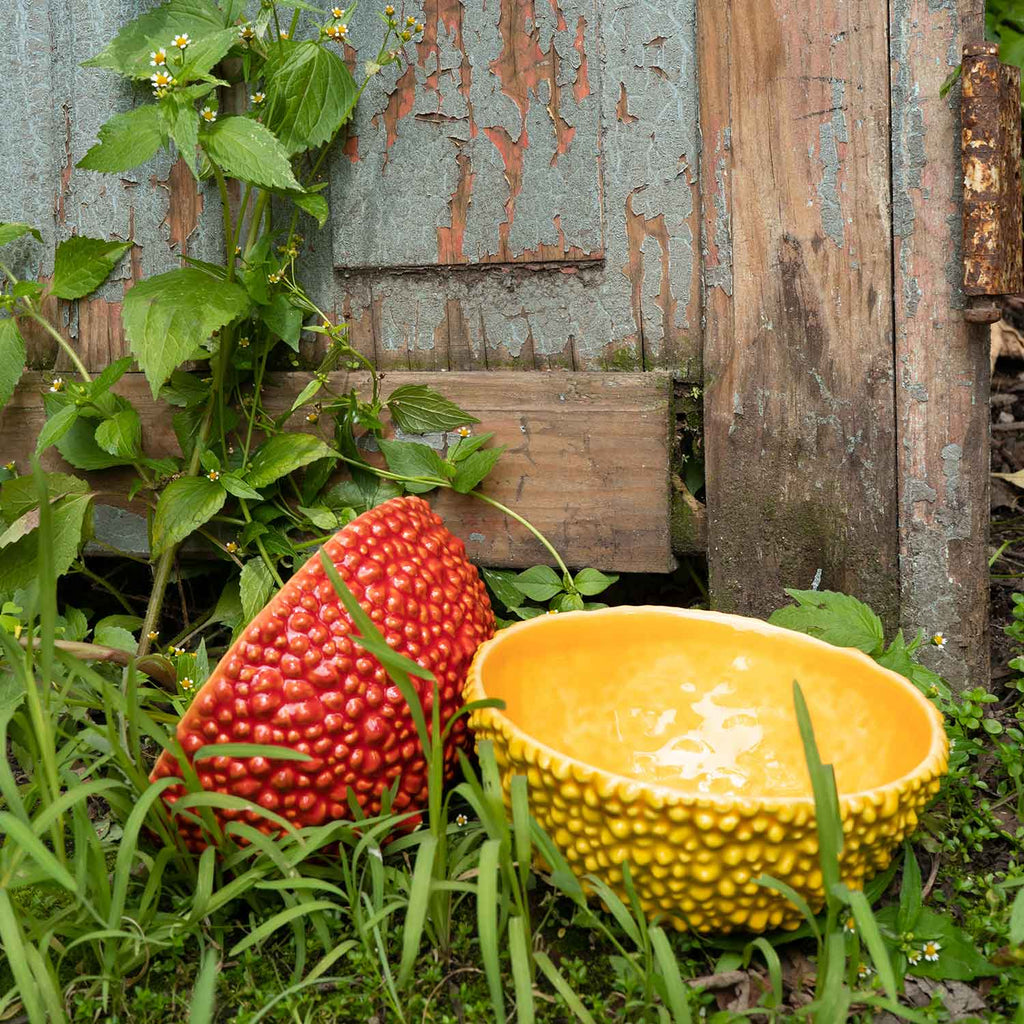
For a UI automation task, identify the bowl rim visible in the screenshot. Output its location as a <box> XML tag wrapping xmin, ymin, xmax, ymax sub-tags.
<box><xmin>464</xmin><ymin>605</ymin><xmax>949</xmax><ymax>811</ymax></box>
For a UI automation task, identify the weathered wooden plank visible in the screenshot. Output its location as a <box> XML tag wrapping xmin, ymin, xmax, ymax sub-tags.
<box><xmin>317</xmin><ymin>0</ymin><xmax>701</xmax><ymax>372</ymax></box>
<box><xmin>1</xmin><ymin>0</ymin><xmax>222</xmax><ymax>372</ymax></box>
<box><xmin>891</xmin><ymin>0</ymin><xmax>988</xmax><ymax>689</ymax></box>
<box><xmin>330</xmin><ymin>0</ymin><xmax>603</xmax><ymax>268</ymax></box>
<box><xmin>699</xmin><ymin>1</ymin><xmax>899</xmax><ymax>624</ymax></box>
<box><xmin>0</xmin><ymin>371</ymin><xmax>678</xmax><ymax>573</ymax></box>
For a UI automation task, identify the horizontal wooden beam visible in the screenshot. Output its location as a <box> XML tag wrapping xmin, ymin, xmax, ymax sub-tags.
<box><xmin>1</xmin><ymin>371</ymin><xmax>683</xmax><ymax>573</ymax></box>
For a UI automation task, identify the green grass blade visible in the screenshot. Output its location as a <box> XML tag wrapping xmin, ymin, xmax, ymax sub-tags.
<box><xmin>743</xmin><ymin>936</ymin><xmax>783</xmax><ymax>1008</ymax></box>
<box><xmin>23</xmin><ymin>942</ymin><xmax>65</xmax><ymax>1024</ymax></box>
<box><xmin>0</xmin><ymin>812</ymin><xmax>77</xmax><ymax>892</ymax></box>
<box><xmin>650</xmin><ymin>925</ymin><xmax>692</xmax><ymax>1024</ymax></box>
<box><xmin>229</xmin><ymin>901</ymin><xmax>339</xmax><ymax>956</ymax></box>
<box><xmin>754</xmin><ymin>875</ymin><xmax>821</xmax><ymax>942</ymax></box>
<box><xmin>0</xmin><ymin>891</ymin><xmax>46</xmax><ymax>1024</ymax></box>
<box><xmin>792</xmin><ymin>681</ymin><xmax>843</xmax><ymax>893</ymax></box>
<box><xmin>508</xmin><ymin>914</ymin><xmax>535</xmax><ymax>1024</ymax></box>
<box><xmin>305</xmin><ymin>940</ymin><xmax>358</xmax><ymax>984</ymax></box>
<box><xmin>30</xmin><ymin>779</ymin><xmax>124</xmax><ymax>838</ymax></box>
<box><xmin>191</xmin><ymin>743</ymin><xmax>313</xmax><ymax>762</ymax></box>
<box><xmin>839</xmin><ymin>886</ymin><xmax>898</xmax><ymax>1000</ymax></box>
<box><xmin>584</xmin><ymin>873</ymin><xmax>642</xmax><ymax>947</ymax></box>
<box><xmin>897</xmin><ymin>842</ymin><xmax>922</xmax><ymax>932</ymax></box>
<box><xmin>256</xmin><ymin>877</ymin><xmax>349</xmax><ymax>901</ymax></box>
<box><xmin>510</xmin><ymin>774</ymin><xmax>532</xmax><ymax>901</ymax></box>
<box><xmin>533</xmin><ymin>951</ymin><xmax>597</xmax><ymax>1024</ymax></box>
<box><xmin>397</xmin><ymin>833</ymin><xmax>437</xmax><ymax>988</ymax></box>
<box><xmin>187</xmin><ymin>845</ymin><xmax>217</xmax><ymax>924</ymax></box>
<box><xmin>188</xmin><ymin>947</ymin><xmax>220</xmax><ymax>1024</ymax></box>
<box><xmin>477</xmin><ymin>838</ymin><xmax>507</xmax><ymax>1023</ymax></box>
<box><xmin>817</xmin><ymin>929</ymin><xmax>848</xmax><ymax>1016</ymax></box>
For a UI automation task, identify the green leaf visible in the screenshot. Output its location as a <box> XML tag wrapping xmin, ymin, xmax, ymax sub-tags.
<box><xmin>51</xmin><ymin>237</ymin><xmax>132</xmax><ymax>300</ymax></box>
<box><xmin>43</xmin><ymin>394</ymin><xmax>134</xmax><ymax>470</ymax></box>
<box><xmin>877</xmin><ymin>907</ymin><xmax>998</xmax><ymax>981</ymax></box>
<box><xmin>1010</xmin><ymin>887</ymin><xmax>1024</xmax><ymax>946</ymax></box>
<box><xmin>95</xmin><ymin>408</ymin><xmax>142</xmax><ymax>459</ymax></box>
<box><xmin>192</xmin><ymin>743</ymin><xmax>312</xmax><ymax>763</ymax></box>
<box><xmin>289</xmin><ymin>377</ymin><xmax>324</xmax><ymax>414</ymax></box>
<box><xmin>451</xmin><ymin>446</ymin><xmax>505</xmax><ymax>494</ymax></box>
<box><xmin>200</xmin><ymin>116</ymin><xmax>302</xmax><ymax>191</ymax></box>
<box><xmin>769</xmin><ymin>589</ymin><xmax>885</xmax><ymax>656</ymax></box>
<box><xmin>573</xmin><ymin>567</ymin><xmax>619</xmax><ymax>596</ymax></box>
<box><xmin>160</xmin><ymin>370</ymin><xmax>210</xmax><ymax>408</ymax></box>
<box><xmin>0</xmin><ymin>224</ymin><xmax>42</xmax><ymax>248</ymax></box>
<box><xmin>122</xmin><ymin>268</ymin><xmax>250</xmax><ymax>397</ymax></box>
<box><xmin>897</xmin><ymin>843</ymin><xmax>922</xmax><ymax>933</ymax></box>
<box><xmin>176</xmin><ymin>26</ymin><xmax>239</xmax><ymax>81</ymax></box>
<box><xmin>1</xmin><ymin>472</ymin><xmax>88</xmax><ymax>521</ymax></box>
<box><xmin>0</xmin><ymin>319</ymin><xmax>26</xmax><ymax>410</ymax></box>
<box><xmin>480</xmin><ymin>567</ymin><xmax>524</xmax><ymax>610</ymax></box>
<box><xmin>246</xmin><ymin>434</ymin><xmax>337</xmax><ymax>490</ymax></box>
<box><xmin>259</xmin><ymin>293</ymin><xmax>303</xmax><ymax>350</ymax></box>
<box><xmin>514</xmin><ymin>565</ymin><xmax>564</xmax><ymax>602</ymax></box>
<box><xmin>550</xmin><ymin>592</ymin><xmax>584</xmax><ymax>612</ymax></box>
<box><xmin>94</xmin><ymin>624</ymin><xmax>138</xmax><ymax>652</ymax></box>
<box><xmin>162</xmin><ymin>93</ymin><xmax>200</xmax><ymax>177</ymax></box>
<box><xmin>387</xmin><ymin>384</ymin><xmax>480</xmax><ymax>435</ymax></box>
<box><xmin>89</xmin><ymin>356</ymin><xmax>135</xmax><ymax>398</ymax></box>
<box><xmin>151</xmin><ymin>476</ymin><xmax>226</xmax><ymax>556</ymax></box>
<box><xmin>240</xmin><ymin>558</ymin><xmax>275</xmax><ymax>622</ymax></box>
<box><xmin>282</xmin><ymin>189</ymin><xmax>330</xmax><ymax>228</ymax></box>
<box><xmin>35</xmin><ymin>403</ymin><xmax>81</xmax><ymax>454</ymax></box>
<box><xmin>77</xmin><ymin>106</ymin><xmax>168</xmax><ymax>173</ymax></box>
<box><xmin>448</xmin><ymin>432</ymin><xmax>493</xmax><ymax>462</ymax></box>
<box><xmin>0</xmin><ymin>493</ymin><xmax>92</xmax><ymax>592</ymax></box>
<box><xmin>220</xmin><ymin>473</ymin><xmax>263</xmax><ymax>500</ymax></box>
<box><xmin>262</xmin><ymin>41</ymin><xmax>359</xmax><ymax>155</ymax></box>
<box><xmin>297</xmin><ymin>505</ymin><xmax>338</xmax><ymax>530</ymax></box>
<box><xmin>378</xmin><ymin>439</ymin><xmax>447</xmax><ymax>494</ymax></box>
<box><xmin>82</xmin><ymin>0</ymin><xmax>227</xmax><ymax>76</ymax></box>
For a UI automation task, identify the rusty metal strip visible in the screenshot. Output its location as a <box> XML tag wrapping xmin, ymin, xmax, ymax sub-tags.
<box><xmin>962</xmin><ymin>42</ymin><xmax>1023</xmax><ymax>322</ymax></box>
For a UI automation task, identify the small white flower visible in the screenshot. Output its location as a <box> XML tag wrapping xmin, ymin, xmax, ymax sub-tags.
<box><xmin>150</xmin><ymin>70</ymin><xmax>175</xmax><ymax>90</ymax></box>
<box><xmin>931</xmin><ymin>632</ymin><xmax>947</xmax><ymax>649</ymax></box>
<box><xmin>172</xmin><ymin>33</ymin><xmax>191</xmax><ymax>49</ymax></box>
<box><xmin>250</xmin><ymin>91</ymin><xmax>265</xmax><ymax>105</ymax></box>
<box><xmin>856</xmin><ymin>962</ymin><xmax>874</xmax><ymax>980</ymax></box>
<box><xmin>48</xmin><ymin>377</ymin><xmax>65</xmax><ymax>393</ymax></box>
<box><xmin>457</xmin><ymin>425</ymin><xmax>472</xmax><ymax>437</ymax></box>
<box><xmin>907</xmin><ymin>948</ymin><xmax>923</xmax><ymax>965</ymax></box>
<box><xmin>239</xmin><ymin>23</ymin><xmax>255</xmax><ymax>41</ymax></box>
<box><xmin>279</xmin><ymin>29</ymin><xmax>289</xmax><ymax>38</ymax></box>
<box><xmin>150</xmin><ymin>48</ymin><xmax>167</xmax><ymax>66</ymax></box>
<box><xmin>180</xmin><ymin>676</ymin><xmax>195</xmax><ymax>691</ymax></box>
<box><xmin>207</xmin><ymin>469</ymin><xmax>220</xmax><ymax>481</ymax></box>
<box><xmin>332</xmin><ymin>5</ymin><xmax>344</xmax><ymax>16</ymax></box>
<box><xmin>843</xmin><ymin>915</ymin><xmax>856</xmax><ymax>934</ymax></box>
<box><xmin>200</xmin><ymin>106</ymin><xmax>217</xmax><ymax>123</ymax></box>
<box><xmin>921</xmin><ymin>940</ymin><xmax>941</xmax><ymax>962</ymax></box>
<box><xmin>455</xmin><ymin>813</ymin><xmax>468</xmax><ymax>827</ymax></box>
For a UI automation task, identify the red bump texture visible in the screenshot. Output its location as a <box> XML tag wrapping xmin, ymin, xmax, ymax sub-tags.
<box><xmin>150</xmin><ymin>496</ymin><xmax>494</xmax><ymax>849</ymax></box>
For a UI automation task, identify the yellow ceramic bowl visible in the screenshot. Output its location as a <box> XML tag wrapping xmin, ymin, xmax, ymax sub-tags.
<box><xmin>464</xmin><ymin>606</ymin><xmax>948</xmax><ymax>933</ymax></box>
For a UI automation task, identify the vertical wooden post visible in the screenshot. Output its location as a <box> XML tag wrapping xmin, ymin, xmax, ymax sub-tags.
<box><xmin>891</xmin><ymin>1</ymin><xmax>988</xmax><ymax>689</ymax></box>
<box><xmin>699</xmin><ymin>2</ymin><xmax>899</xmax><ymax>625</ymax></box>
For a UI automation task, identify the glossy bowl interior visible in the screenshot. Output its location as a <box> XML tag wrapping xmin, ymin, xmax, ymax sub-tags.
<box><xmin>465</xmin><ymin>606</ymin><xmax>948</xmax><ymax>933</ymax></box>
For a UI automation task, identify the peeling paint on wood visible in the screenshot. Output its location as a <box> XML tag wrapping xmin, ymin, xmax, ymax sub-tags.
<box><xmin>892</xmin><ymin>0</ymin><xmax>988</xmax><ymax>690</ymax></box>
<box><xmin>699</xmin><ymin>0</ymin><xmax>899</xmax><ymax>627</ymax></box>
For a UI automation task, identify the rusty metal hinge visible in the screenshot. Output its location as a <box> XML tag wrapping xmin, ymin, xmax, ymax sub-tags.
<box><xmin>962</xmin><ymin>42</ymin><xmax>1023</xmax><ymax>324</ymax></box>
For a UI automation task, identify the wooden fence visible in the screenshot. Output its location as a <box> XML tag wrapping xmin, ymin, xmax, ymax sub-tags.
<box><xmin>0</xmin><ymin>0</ymin><xmax>992</xmax><ymax>688</ymax></box>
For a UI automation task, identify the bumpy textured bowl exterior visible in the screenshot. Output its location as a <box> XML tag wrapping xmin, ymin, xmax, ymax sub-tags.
<box><xmin>152</xmin><ymin>496</ymin><xmax>494</xmax><ymax>849</ymax></box>
<box><xmin>464</xmin><ymin>607</ymin><xmax>948</xmax><ymax>934</ymax></box>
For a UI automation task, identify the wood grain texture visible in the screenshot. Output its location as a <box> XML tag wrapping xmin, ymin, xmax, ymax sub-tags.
<box><xmin>891</xmin><ymin>0</ymin><xmax>988</xmax><ymax>689</ymax></box>
<box><xmin>0</xmin><ymin>371</ymin><xmax>677</xmax><ymax>573</ymax></box>
<box><xmin>699</xmin><ymin>1</ymin><xmax>899</xmax><ymax>623</ymax></box>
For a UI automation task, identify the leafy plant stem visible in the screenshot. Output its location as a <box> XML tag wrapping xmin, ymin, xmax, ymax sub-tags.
<box><xmin>72</xmin><ymin>560</ymin><xmax>136</xmax><ymax>613</ymax></box>
<box><xmin>239</xmin><ymin>497</ymin><xmax>286</xmax><ymax>588</ymax></box>
<box><xmin>25</xmin><ymin>307</ymin><xmax>93</xmax><ymax>382</ymax></box>
<box><xmin>212</xmin><ymin>164</ymin><xmax>237</xmax><ymax>284</ymax></box>
<box><xmin>470</xmin><ymin>492</ymin><xmax>570</xmax><ymax>578</ymax></box>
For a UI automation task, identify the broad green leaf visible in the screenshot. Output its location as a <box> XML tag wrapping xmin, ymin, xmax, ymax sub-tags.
<box><xmin>240</xmin><ymin>558</ymin><xmax>275</xmax><ymax>622</ymax></box>
<box><xmin>874</xmin><ymin>906</ymin><xmax>998</xmax><ymax>981</ymax></box>
<box><xmin>94</xmin><ymin>624</ymin><xmax>138</xmax><ymax>652</ymax></box>
<box><xmin>573</xmin><ymin>567</ymin><xmax>619</xmax><ymax>596</ymax></box>
<box><xmin>50</xmin><ymin>236</ymin><xmax>132</xmax><ymax>300</ymax></box>
<box><xmin>1</xmin><ymin>471</ymin><xmax>87</xmax><ymax>521</ymax></box>
<box><xmin>151</xmin><ymin>475</ymin><xmax>226</xmax><ymax>556</ymax></box>
<box><xmin>284</xmin><ymin>189</ymin><xmax>330</xmax><ymax>228</ymax></box>
<box><xmin>176</xmin><ymin>26</ymin><xmax>239</xmax><ymax>81</ymax></box>
<box><xmin>480</xmin><ymin>567</ymin><xmax>524</xmax><ymax>610</ymax></box>
<box><xmin>0</xmin><ymin>223</ymin><xmax>42</xmax><ymax>248</ymax></box>
<box><xmin>451</xmin><ymin>446</ymin><xmax>505</xmax><ymax>493</ymax></box>
<box><xmin>83</xmin><ymin>0</ymin><xmax>226</xmax><ymax>76</ymax></box>
<box><xmin>0</xmin><ymin>507</ymin><xmax>44</xmax><ymax>549</ymax></box>
<box><xmin>200</xmin><ymin>116</ymin><xmax>302</xmax><ymax>191</ymax></box>
<box><xmin>161</xmin><ymin>93</ymin><xmax>200</xmax><ymax>177</ymax></box>
<box><xmin>95</xmin><ymin>408</ymin><xmax>142</xmax><ymax>458</ymax></box>
<box><xmin>0</xmin><ymin>493</ymin><xmax>92</xmax><ymax>592</ymax></box>
<box><xmin>769</xmin><ymin>589</ymin><xmax>885</xmax><ymax>655</ymax></box>
<box><xmin>0</xmin><ymin>319</ymin><xmax>26</xmax><ymax>409</ymax></box>
<box><xmin>35</xmin><ymin>403</ymin><xmax>81</xmax><ymax>454</ymax></box>
<box><xmin>77</xmin><ymin>105</ymin><xmax>168</xmax><ymax>173</ymax></box>
<box><xmin>550</xmin><ymin>591</ymin><xmax>584</xmax><ymax>612</ymax></box>
<box><xmin>378</xmin><ymin>439</ymin><xmax>447</xmax><ymax>494</ymax></box>
<box><xmin>514</xmin><ymin>565</ymin><xmax>564</xmax><ymax>602</ymax></box>
<box><xmin>448</xmin><ymin>432</ymin><xmax>493</xmax><ymax>462</ymax></box>
<box><xmin>297</xmin><ymin>505</ymin><xmax>339</xmax><ymax>530</ymax></box>
<box><xmin>246</xmin><ymin>433</ymin><xmax>336</xmax><ymax>489</ymax></box>
<box><xmin>259</xmin><ymin>293</ymin><xmax>303</xmax><ymax>349</ymax></box>
<box><xmin>89</xmin><ymin>356</ymin><xmax>134</xmax><ymax>398</ymax></box>
<box><xmin>262</xmin><ymin>41</ymin><xmax>359</xmax><ymax>155</ymax></box>
<box><xmin>387</xmin><ymin>384</ymin><xmax>479</xmax><ymax>434</ymax></box>
<box><xmin>221</xmin><ymin>473</ymin><xmax>263</xmax><ymax>500</ymax></box>
<box><xmin>122</xmin><ymin>268</ymin><xmax>250</xmax><ymax>397</ymax></box>
<box><xmin>289</xmin><ymin>377</ymin><xmax>323</xmax><ymax>413</ymax></box>
<box><xmin>45</xmin><ymin>395</ymin><xmax>136</xmax><ymax>470</ymax></box>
